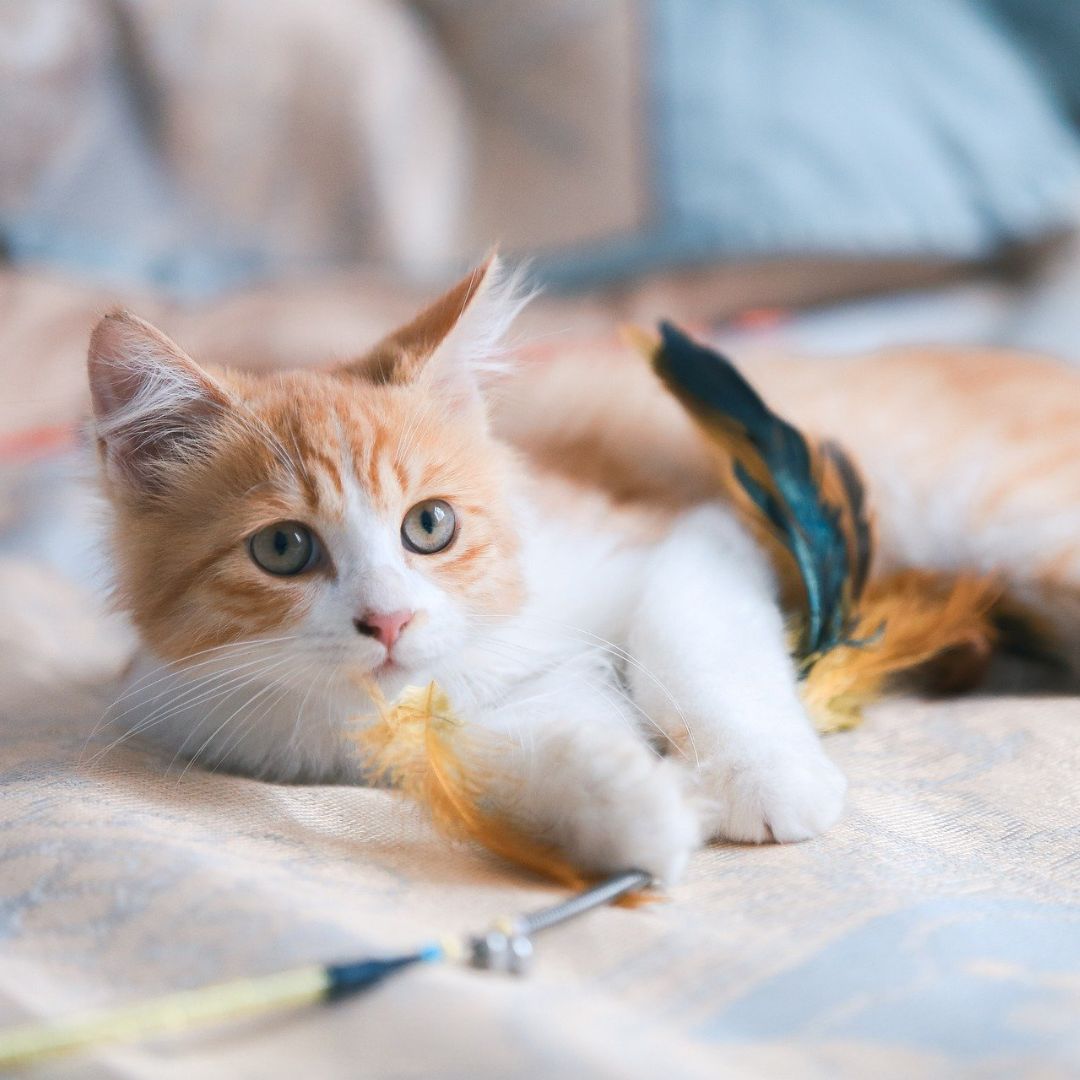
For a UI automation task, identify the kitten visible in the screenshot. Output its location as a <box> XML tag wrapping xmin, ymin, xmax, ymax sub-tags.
<box><xmin>88</xmin><ymin>256</ymin><xmax>846</xmax><ymax>885</ymax></box>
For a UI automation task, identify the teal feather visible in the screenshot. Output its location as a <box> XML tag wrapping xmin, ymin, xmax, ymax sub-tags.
<box><xmin>653</xmin><ymin>322</ymin><xmax>868</xmax><ymax>660</ymax></box>
<box><xmin>822</xmin><ymin>440</ymin><xmax>871</xmax><ymax>598</ymax></box>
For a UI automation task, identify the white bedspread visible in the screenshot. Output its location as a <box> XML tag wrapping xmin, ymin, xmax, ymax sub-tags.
<box><xmin>2</xmin><ymin>675</ymin><xmax>1077</xmax><ymax>1077</ymax></box>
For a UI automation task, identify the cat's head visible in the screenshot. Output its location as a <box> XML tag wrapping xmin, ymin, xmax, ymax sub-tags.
<box><xmin>88</xmin><ymin>256</ymin><xmax>530</xmax><ymax>694</ymax></box>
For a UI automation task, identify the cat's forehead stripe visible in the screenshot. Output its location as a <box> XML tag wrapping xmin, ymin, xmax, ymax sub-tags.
<box><xmin>390</xmin><ymin>455</ymin><xmax>410</xmax><ymax>496</ymax></box>
<box><xmin>272</xmin><ymin>401</ymin><xmax>346</xmax><ymax>511</ymax></box>
<box><xmin>247</xmin><ymin>380</ymin><xmax>455</xmax><ymax>521</ymax></box>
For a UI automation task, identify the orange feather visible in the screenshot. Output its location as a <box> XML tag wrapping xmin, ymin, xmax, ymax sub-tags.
<box><xmin>353</xmin><ymin>680</ymin><xmax>606</xmax><ymax>891</ymax></box>
<box><xmin>801</xmin><ymin>571</ymin><xmax>1003</xmax><ymax>731</ymax></box>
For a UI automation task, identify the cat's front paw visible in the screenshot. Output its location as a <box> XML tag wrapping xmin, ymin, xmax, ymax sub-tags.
<box><xmin>570</xmin><ymin>759</ymin><xmax>701</xmax><ymax>885</ymax></box>
<box><xmin>523</xmin><ymin>738</ymin><xmax>701</xmax><ymax>885</ymax></box>
<box><xmin>698</xmin><ymin>740</ymin><xmax>847</xmax><ymax>844</ymax></box>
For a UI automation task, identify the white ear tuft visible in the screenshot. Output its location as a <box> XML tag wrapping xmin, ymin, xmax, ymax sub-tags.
<box><xmin>88</xmin><ymin>311</ymin><xmax>230</xmax><ymax>492</ymax></box>
<box><xmin>343</xmin><ymin>254</ymin><xmax>536</xmax><ymax>410</ymax></box>
<box><xmin>428</xmin><ymin>255</ymin><xmax>535</xmax><ymax>384</ymax></box>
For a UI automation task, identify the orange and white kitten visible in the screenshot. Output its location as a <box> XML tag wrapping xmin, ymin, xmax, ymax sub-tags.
<box><xmin>89</xmin><ymin>258</ymin><xmax>845</xmax><ymax>884</ymax></box>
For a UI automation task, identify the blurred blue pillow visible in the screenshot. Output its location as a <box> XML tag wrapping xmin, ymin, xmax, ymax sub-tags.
<box><xmin>539</xmin><ymin>0</ymin><xmax>1080</xmax><ymax>288</ymax></box>
<box><xmin>3</xmin><ymin>0</ymin><xmax>1079</xmax><ymax>297</ymax></box>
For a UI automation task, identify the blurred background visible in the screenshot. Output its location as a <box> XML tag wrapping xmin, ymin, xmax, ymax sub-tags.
<box><xmin>4</xmin><ymin>0</ymin><xmax>1080</xmax><ymax>454</ymax></box>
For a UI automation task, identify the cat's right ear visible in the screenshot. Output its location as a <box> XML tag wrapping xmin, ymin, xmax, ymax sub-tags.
<box><xmin>88</xmin><ymin>311</ymin><xmax>231</xmax><ymax>493</ymax></box>
<box><xmin>339</xmin><ymin>254</ymin><xmax>532</xmax><ymax>413</ymax></box>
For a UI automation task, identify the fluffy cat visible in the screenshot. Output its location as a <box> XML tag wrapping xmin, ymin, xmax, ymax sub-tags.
<box><xmin>89</xmin><ymin>256</ymin><xmax>847</xmax><ymax>884</ymax></box>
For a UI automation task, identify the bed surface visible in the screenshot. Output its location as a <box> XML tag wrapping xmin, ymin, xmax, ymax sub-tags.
<box><xmin>3</xmin><ymin>681</ymin><xmax>1077</xmax><ymax>1078</ymax></box>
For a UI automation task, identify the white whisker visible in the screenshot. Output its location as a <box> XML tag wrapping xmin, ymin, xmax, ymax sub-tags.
<box><xmin>170</xmin><ymin>656</ymin><xmax>296</xmax><ymax>779</ymax></box>
<box><xmin>83</xmin><ymin>652</ymin><xmax>293</xmax><ymax>767</ymax></box>
<box><xmin>194</xmin><ymin>661</ymin><xmax>312</xmax><ymax>780</ymax></box>
<box><xmin>97</xmin><ymin>635</ymin><xmax>299</xmax><ymax>715</ymax></box>
<box><xmin>97</xmin><ymin>647</ymin><xmax>292</xmax><ymax>741</ymax></box>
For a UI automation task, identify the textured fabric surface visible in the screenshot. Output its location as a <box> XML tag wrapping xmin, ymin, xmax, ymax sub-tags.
<box><xmin>2</xmin><ymin>672</ymin><xmax>1078</xmax><ymax>1078</ymax></box>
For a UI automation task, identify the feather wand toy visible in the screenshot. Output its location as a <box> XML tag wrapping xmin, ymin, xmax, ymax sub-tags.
<box><xmin>0</xmin><ymin>870</ymin><xmax>650</xmax><ymax>1069</ymax></box>
<box><xmin>0</xmin><ymin>681</ymin><xmax>652</xmax><ymax>1068</ymax></box>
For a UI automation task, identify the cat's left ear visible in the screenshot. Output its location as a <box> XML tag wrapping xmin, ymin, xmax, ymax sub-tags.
<box><xmin>342</xmin><ymin>254</ymin><xmax>530</xmax><ymax>409</ymax></box>
<box><xmin>87</xmin><ymin>311</ymin><xmax>232</xmax><ymax>493</ymax></box>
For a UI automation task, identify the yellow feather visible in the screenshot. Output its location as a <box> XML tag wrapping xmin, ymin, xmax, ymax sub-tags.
<box><xmin>352</xmin><ymin>680</ymin><xmax>601</xmax><ymax>890</ymax></box>
<box><xmin>802</xmin><ymin>571</ymin><xmax>1002</xmax><ymax>732</ymax></box>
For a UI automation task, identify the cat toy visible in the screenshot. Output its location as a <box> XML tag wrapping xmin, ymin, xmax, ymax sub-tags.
<box><xmin>0</xmin><ymin>870</ymin><xmax>651</xmax><ymax>1068</ymax></box>
<box><xmin>0</xmin><ymin>685</ymin><xmax>650</xmax><ymax>1068</ymax></box>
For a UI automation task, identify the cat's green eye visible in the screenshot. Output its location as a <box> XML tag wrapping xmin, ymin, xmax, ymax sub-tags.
<box><xmin>401</xmin><ymin>499</ymin><xmax>456</xmax><ymax>555</ymax></box>
<box><xmin>249</xmin><ymin>521</ymin><xmax>319</xmax><ymax>576</ymax></box>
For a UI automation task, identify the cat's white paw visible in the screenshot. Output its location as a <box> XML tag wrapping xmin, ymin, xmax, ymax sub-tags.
<box><xmin>697</xmin><ymin>739</ymin><xmax>847</xmax><ymax>844</ymax></box>
<box><xmin>521</xmin><ymin>737</ymin><xmax>701</xmax><ymax>885</ymax></box>
<box><xmin>568</xmin><ymin>762</ymin><xmax>700</xmax><ymax>885</ymax></box>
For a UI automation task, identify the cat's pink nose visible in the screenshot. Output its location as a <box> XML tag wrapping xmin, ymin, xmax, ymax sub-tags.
<box><xmin>354</xmin><ymin>609</ymin><xmax>413</xmax><ymax>650</ymax></box>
